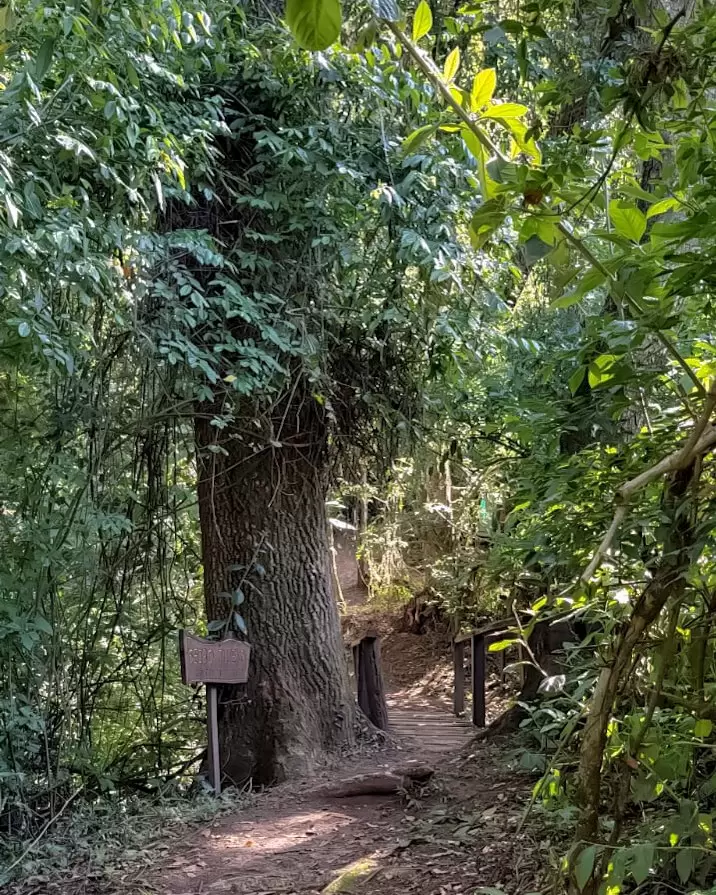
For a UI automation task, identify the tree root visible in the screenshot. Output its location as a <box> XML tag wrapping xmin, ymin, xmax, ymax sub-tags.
<box><xmin>318</xmin><ymin>763</ymin><xmax>434</xmax><ymax>797</ymax></box>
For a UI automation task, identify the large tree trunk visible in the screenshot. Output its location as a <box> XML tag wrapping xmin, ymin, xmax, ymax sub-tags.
<box><xmin>195</xmin><ymin>409</ymin><xmax>356</xmax><ymax>786</ymax></box>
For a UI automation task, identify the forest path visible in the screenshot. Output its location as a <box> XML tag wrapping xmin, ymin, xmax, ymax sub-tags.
<box><xmin>145</xmin><ymin>590</ymin><xmax>530</xmax><ymax>894</ymax></box>
<box><xmin>144</xmin><ymin>735</ymin><xmax>543</xmax><ymax>895</ymax></box>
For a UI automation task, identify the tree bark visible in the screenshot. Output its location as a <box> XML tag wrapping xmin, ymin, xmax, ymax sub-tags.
<box><xmin>195</xmin><ymin>408</ymin><xmax>355</xmax><ymax>786</ymax></box>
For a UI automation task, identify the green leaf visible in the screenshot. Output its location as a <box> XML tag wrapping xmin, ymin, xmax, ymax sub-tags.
<box><xmin>461</xmin><ymin>126</ymin><xmax>496</xmax><ymax>198</ymax></box>
<box><xmin>588</xmin><ymin>354</ymin><xmax>618</xmax><ymax>388</ymax></box>
<box><xmin>285</xmin><ymin>0</ymin><xmax>342</xmax><ymax>51</ymax></box>
<box><xmin>574</xmin><ymin>845</ymin><xmax>596</xmax><ymax>891</ymax></box>
<box><xmin>5</xmin><ymin>194</ymin><xmax>19</xmax><ymax>227</ymax></box>
<box><xmin>609</xmin><ymin>200</ymin><xmax>646</xmax><ymax>243</ymax></box>
<box><xmin>126</xmin><ymin>61</ymin><xmax>141</xmax><ymax>89</ymax></box>
<box><xmin>483</xmin><ymin>24</ymin><xmax>505</xmax><ymax>44</ymax></box>
<box><xmin>553</xmin><ymin>266</ymin><xmax>607</xmax><ymax>308</ymax></box>
<box><xmin>35</xmin><ymin>37</ymin><xmax>54</xmax><ymax>80</ymax></box>
<box><xmin>460</xmin><ymin>126</ymin><xmax>483</xmax><ymax>159</ymax></box>
<box><xmin>207</xmin><ymin>619</ymin><xmax>225</xmax><ymax>632</ymax></box>
<box><xmin>0</xmin><ymin>6</ymin><xmax>11</xmax><ymax>35</ymax></box>
<box><xmin>402</xmin><ymin>123</ymin><xmax>437</xmax><ymax>154</ymax></box>
<box><xmin>675</xmin><ymin>848</ymin><xmax>694</xmax><ymax>884</ymax></box>
<box><xmin>488</xmin><ymin>638</ymin><xmax>515</xmax><ymax>652</ymax></box>
<box><xmin>552</xmin><ymin>293</ymin><xmax>581</xmax><ymax>310</ymax></box>
<box><xmin>469</xmin><ymin>201</ymin><xmax>506</xmax><ymax>248</ymax></box>
<box><xmin>523</xmin><ymin>235</ymin><xmax>551</xmax><ymax>265</ymax></box>
<box><xmin>17</xmin><ymin>321</ymin><xmax>30</xmax><ymax>337</ymax></box>
<box><xmin>471</xmin><ymin>68</ymin><xmax>496</xmax><ymax>109</ymax></box>
<box><xmin>646</xmin><ymin>197</ymin><xmax>681</xmax><ymax>219</ymax></box>
<box><xmin>370</xmin><ymin>0</ymin><xmax>399</xmax><ymax>20</ymax></box>
<box><xmin>412</xmin><ymin>0</ymin><xmax>432</xmax><ymax>40</ymax></box>
<box><xmin>233</xmin><ymin>589</ymin><xmax>245</xmax><ymax>606</ymax></box>
<box><xmin>629</xmin><ymin>843</ymin><xmax>654</xmax><ymax>884</ymax></box>
<box><xmin>568</xmin><ymin>367</ymin><xmax>586</xmax><ymax>394</ymax></box>
<box><xmin>695</xmin><ymin>718</ymin><xmax>712</xmax><ymax>738</ymax></box>
<box><xmin>234</xmin><ymin>612</ymin><xmax>248</xmax><ymax>635</ymax></box>
<box><xmin>482</xmin><ymin>102</ymin><xmax>528</xmax><ymax>119</ymax></box>
<box><xmin>443</xmin><ymin>47</ymin><xmax>460</xmax><ymax>82</ymax></box>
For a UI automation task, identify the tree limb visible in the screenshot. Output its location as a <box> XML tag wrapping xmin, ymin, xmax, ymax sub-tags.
<box><xmin>386</xmin><ymin>20</ymin><xmax>704</xmax><ymax>397</ymax></box>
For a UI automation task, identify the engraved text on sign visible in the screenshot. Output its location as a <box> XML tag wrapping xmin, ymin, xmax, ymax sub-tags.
<box><xmin>179</xmin><ymin>631</ymin><xmax>251</xmax><ymax>685</ymax></box>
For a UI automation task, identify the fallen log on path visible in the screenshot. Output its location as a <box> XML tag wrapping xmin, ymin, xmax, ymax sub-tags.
<box><xmin>318</xmin><ymin>763</ymin><xmax>434</xmax><ymax>798</ymax></box>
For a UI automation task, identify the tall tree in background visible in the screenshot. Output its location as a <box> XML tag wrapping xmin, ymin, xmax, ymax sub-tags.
<box><xmin>154</xmin><ymin>25</ymin><xmax>483</xmax><ymax>781</ymax></box>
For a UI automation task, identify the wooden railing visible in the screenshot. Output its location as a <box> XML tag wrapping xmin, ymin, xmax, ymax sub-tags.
<box><xmin>352</xmin><ymin>634</ymin><xmax>389</xmax><ymax>730</ymax></box>
<box><xmin>453</xmin><ymin>618</ymin><xmax>520</xmax><ymax>727</ymax></box>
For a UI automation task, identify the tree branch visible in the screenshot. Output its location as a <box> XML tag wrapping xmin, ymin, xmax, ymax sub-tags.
<box><xmin>385</xmin><ymin>20</ymin><xmax>704</xmax><ymax>397</ymax></box>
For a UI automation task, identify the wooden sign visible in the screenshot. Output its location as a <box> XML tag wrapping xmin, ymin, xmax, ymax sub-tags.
<box><xmin>179</xmin><ymin>630</ymin><xmax>251</xmax><ymax>797</ymax></box>
<box><xmin>179</xmin><ymin>631</ymin><xmax>251</xmax><ymax>685</ymax></box>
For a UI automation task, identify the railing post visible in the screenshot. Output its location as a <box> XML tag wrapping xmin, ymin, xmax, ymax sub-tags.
<box><xmin>471</xmin><ymin>633</ymin><xmax>486</xmax><ymax>727</ymax></box>
<box><xmin>453</xmin><ymin>639</ymin><xmax>465</xmax><ymax>716</ymax></box>
<box><xmin>355</xmin><ymin>635</ymin><xmax>389</xmax><ymax>731</ymax></box>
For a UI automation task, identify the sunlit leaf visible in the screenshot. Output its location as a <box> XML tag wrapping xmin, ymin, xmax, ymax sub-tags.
<box><xmin>412</xmin><ymin>0</ymin><xmax>432</xmax><ymax>40</ymax></box>
<box><xmin>471</xmin><ymin>68</ymin><xmax>496</xmax><ymax>110</ymax></box>
<box><xmin>488</xmin><ymin>638</ymin><xmax>515</xmax><ymax>652</ymax></box>
<box><xmin>609</xmin><ymin>200</ymin><xmax>646</xmax><ymax>242</ymax></box>
<box><xmin>482</xmin><ymin>102</ymin><xmax>528</xmax><ymax>119</ymax></box>
<box><xmin>443</xmin><ymin>47</ymin><xmax>460</xmax><ymax>82</ymax></box>
<box><xmin>646</xmin><ymin>197</ymin><xmax>681</xmax><ymax>219</ymax></box>
<box><xmin>285</xmin><ymin>0</ymin><xmax>341</xmax><ymax>51</ymax></box>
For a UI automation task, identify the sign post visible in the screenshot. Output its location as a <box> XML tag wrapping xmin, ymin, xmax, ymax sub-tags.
<box><xmin>179</xmin><ymin>631</ymin><xmax>251</xmax><ymax>795</ymax></box>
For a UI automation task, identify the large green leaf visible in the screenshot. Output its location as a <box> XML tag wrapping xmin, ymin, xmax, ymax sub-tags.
<box><xmin>646</xmin><ymin>196</ymin><xmax>681</xmax><ymax>219</ymax></box>
<box><xmin>412</xmin><ymin>0</ymin><xmax>432</xmax><ymax>40</ymax></box>
<box><xmin>482</xmin><ymin>102</ymin><xmax>528</xmax><ymax>119</ymax></box>
<box><xmin>574</xmin><ymin>846</ymin><xmax>596</xmax><ymax>891</ymax></box>
<box><xmin>609</xmin><ymin>200</ymin><xmax>647</xmax><ymax>243</ymax></box>
<box><xmin>629</xmin><ymin>844</ymin><xmax>654</xmax><ymax>884</ymax></box>
<box><xmin>675</xmin><ymin>848</ymin><xmax>694</xmax><ymax>885</ymax></box>
<box><xmin>35</xmin><ymin>37</ymin><xmax>54</xmax><ymax>80</ymax></box>
<box><xmin>471</xmin><ymin>68</ymin><xmax>496</xmax><ymax>109</ymax></box>
<box><xmin>285</xmin><ymin>0</ymin><xmax>341</xmax><ymax>50</ymax></box>
<box><xmin>402</xmin><ymin>123</ymin><xmax>437</xmax><ymax>154</ymax></box>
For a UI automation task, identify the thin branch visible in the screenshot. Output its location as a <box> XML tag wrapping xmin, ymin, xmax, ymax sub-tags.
<box><xmin>385</xmin><ymin>20</ymin><xmax>704</xmax><ymax>397</ymax></box>
<box><xmin>578</xmin><ymin>389</ymin><xmax>716</xmax><ymax>584</ymax></box>
<box><xmin>4</xmin><ymin>785</ymin><xmax>84</xmax><ymax>878</ymax></box>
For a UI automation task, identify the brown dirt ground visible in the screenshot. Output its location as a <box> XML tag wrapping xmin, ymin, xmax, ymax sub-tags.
<box><xmin>12</xmin><ymin>602</ymin><xmax>551</xmax><ymax>895</ymax></box>
<box><xmin>124</xmin><ymin>738</ymin><xmax>555</xmax><ymax>895</ymax></box>
<box><xmin>126</xmin><ymin>606</ymin><xmax>547</xmax><ymax>895</ymax></box>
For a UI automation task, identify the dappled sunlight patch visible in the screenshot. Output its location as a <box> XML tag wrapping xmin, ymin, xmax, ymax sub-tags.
<box><xmin>321</xmin><ymin>855</ymin><xmax>380</xmax><ymax>894</ymax></box>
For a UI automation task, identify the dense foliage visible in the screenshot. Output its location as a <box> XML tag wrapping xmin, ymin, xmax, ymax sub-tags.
<box><xmin>5</xmin><ymin>0</ymin><xmax>716</xmax><ymax>890</ymax></box>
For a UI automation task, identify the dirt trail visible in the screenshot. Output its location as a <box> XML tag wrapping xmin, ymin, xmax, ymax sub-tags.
<box><xmin>142</xmin><ymin>599</ymin><xmax>539</xmax><ymax>894</ymax></box>
<box><xmin>143</xmin><ymin>736</ymin><xmax>545</xmax><ymax>895</ymax></box>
